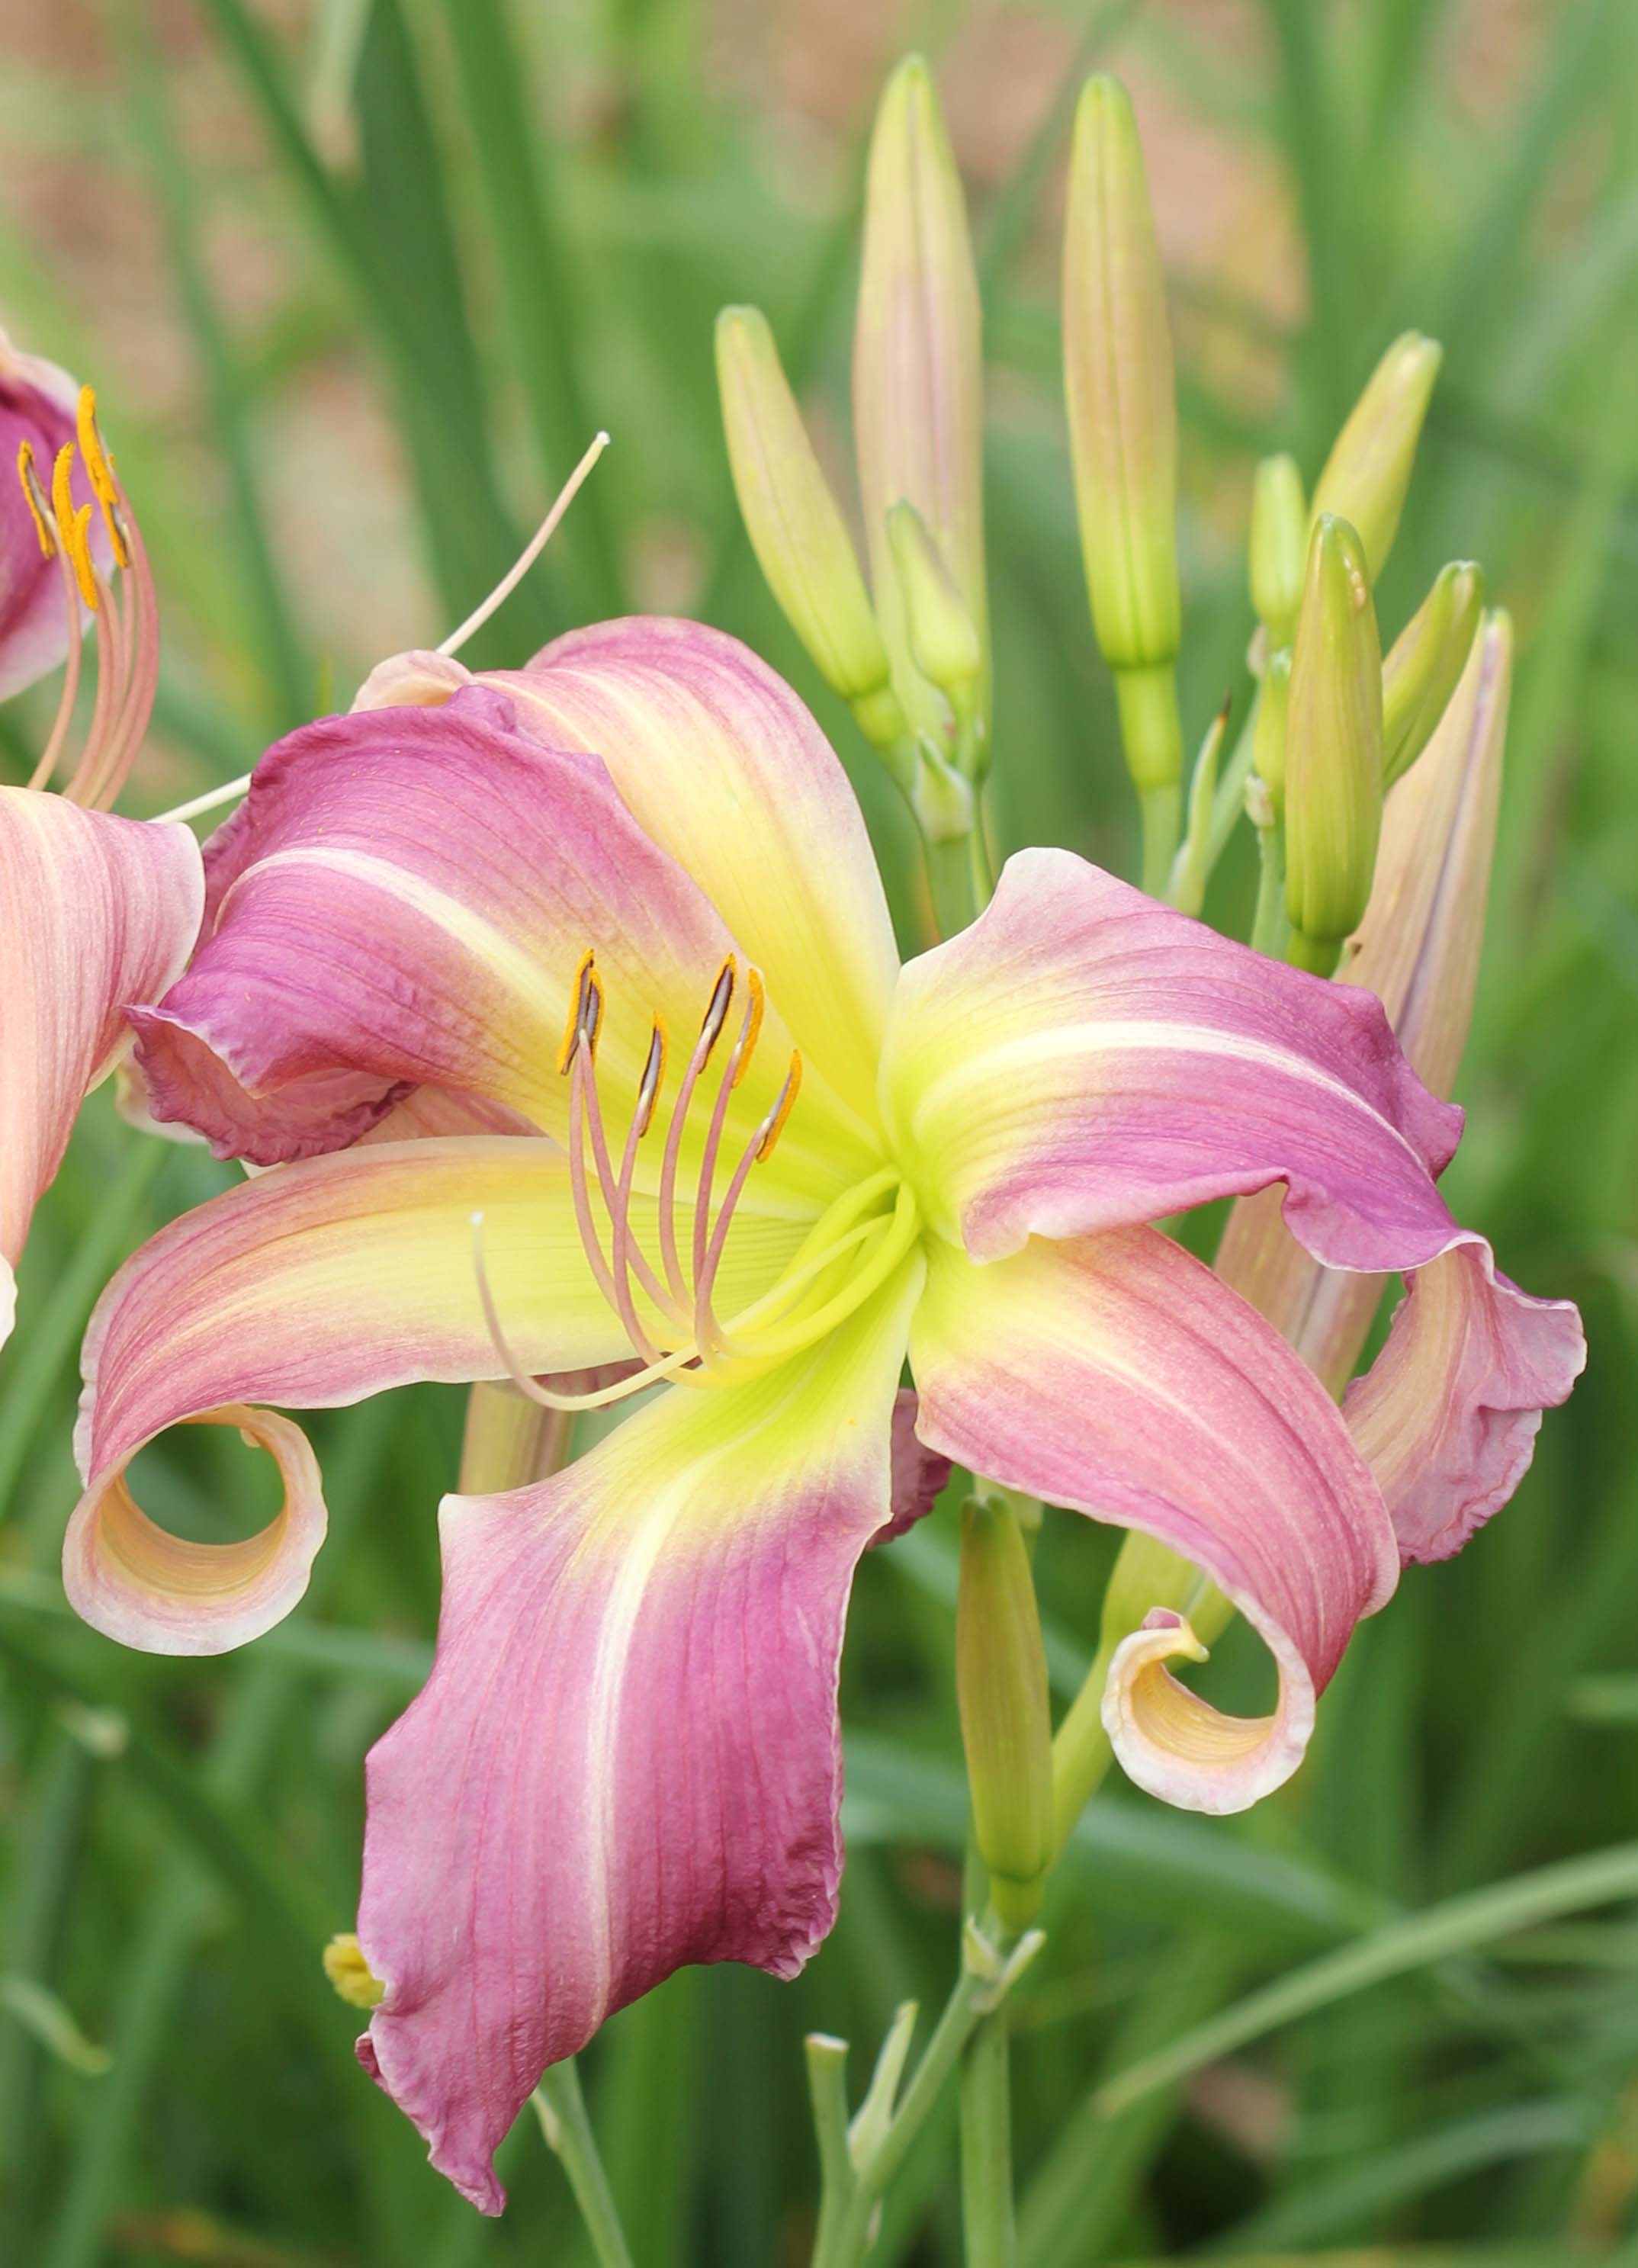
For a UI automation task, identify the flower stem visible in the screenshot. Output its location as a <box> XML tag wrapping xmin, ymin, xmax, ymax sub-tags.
<box><xmin>1046</xmin><ymin>1632</ymin><xmax>1119</xmax><ymax>1862</ymax></box>
<box><xmin>925</xmin><ymin>825</ymin><xmax>984</xmax><ymax>939</ymax></box>
<box><xmin>960</xmin><ymin>2001</ymin><xmax>1016</xmax><ymax>2266</ymax></box>
<box><xmin>531</xmin><ymin>2065</ymin><xmax>634</xmax><ymax>2268</ymax></box>
<box><xmin>1137</xmin><ymin>782</ymin><xmax>1180</xmax><ymax>901</ymax></box>
<box><xmin>1249</xmin><ymin>819</ymin><xmax>1289</xmax><ymax>959</ymax></box>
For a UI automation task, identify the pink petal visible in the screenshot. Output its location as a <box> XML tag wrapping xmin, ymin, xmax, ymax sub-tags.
<box><xmin>134</xmin><ymin>681</ymin><xmax>874</xmax><ymax>1198</ymax></box>
<box><xmin>909</xmin><ymin>1229</ymin><xmax>1399</xmax><ymax>1813</ymax></box>
<box><xmin>69</xmin><ymin>1136</ymin><xmax>809</xmax><ymax>1653</ymax></box>
<box><xmin>0</xmin><ymin>332</ymin><xmax>90</xmax><ymax>700</ymax></box>
<box><xmin>1343</xmin><ymin>1241</ymin><xmax>1585</xmax><ymax>1564</ymax></box>
<box><xmin>0</xmin><ymin>791</ymin><xmax>203</xmax><ymax>1339</ymax></box>
<box><xmin>882</xmin><ymin>845</ymin><xmax>1465</xmax><ymax>1274</ymax></box>
<box><xmin>63</xmin><ymin>1404</ymin><xmax>326</xmax><ymax>1656</ymax></box>
<box><xmin>494</xmin><ymin>617</ymin><xmax>901</xmax><ymax>1123</ymax></box>
<box><xmin>355</xmin><ymin>1264</ymin><xmax>922</xmax><ymax>2212</ymax></box>
<box><xmin>871</xmin><ymin>1388</ymin><xmax>953</xmax><ymax>1546</ymax></box>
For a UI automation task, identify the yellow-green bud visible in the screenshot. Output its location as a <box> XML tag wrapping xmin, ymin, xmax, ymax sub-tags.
<box><xmin>715</xmin><ymin>306</ymin><xmax>901</xmax><ymax>741</ymax></box>
<box><xmin>1254</xmin><ymin>645</ymin><xmax>1293</xmax><ymax>819</ymax></box>
<box><xmin>887</xmin><ymin>500</ymin><xmax>982</xmax><ymax>723</ymax></box>
<box><xmin>1310</xmin><ymin>332</ymin><xmax>1442</xmax><ymax>583</ymax></box>
<box><xmin>1249</xmin><ymin>453</ymin><xmax>1307</xmax><ymax>647</ymax></box>
<box><xmin>1284</xmin><ymin>514</ymin><xmax>1383</xmax><ymax>965</ymax></box>
<box><xmin>1064</xmin><ymin>77</ymin><xmax>1181</xmax><ymax>689</ymax></box>
<box><xmin>855</xmin><ymin>56</ymin><xmax>988</xmax><ymax>741</ymax></box>
<box><xmin>323</xmin><ymin>1932</ymin><xmax>384</xmax><ymax>2010</ymax></box>
<box><xmin>1381</xmin><ymin>560</ymin><xmax>1483</xmax><ymax>789</ymax></box>
<box><xmin>956</xmin><ymin>1495</ymin><xmax>1053</xmax><ymax>1929</ymax></box>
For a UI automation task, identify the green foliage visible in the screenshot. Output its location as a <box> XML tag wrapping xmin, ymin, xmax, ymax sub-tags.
<box><xmin>3</xmin><ymin>1</ymin><xmax>1637</xmax><ymax>2260</ymax></box>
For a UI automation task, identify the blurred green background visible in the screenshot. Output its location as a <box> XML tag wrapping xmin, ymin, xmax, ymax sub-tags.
<box><xmin>2</xmin><ymin>0</ymin><xmax>1637</xmax><ymax>2261</ymax></box>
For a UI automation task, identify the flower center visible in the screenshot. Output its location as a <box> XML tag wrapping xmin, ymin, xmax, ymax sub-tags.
<box><xmin>472</xmin><ymin>956</ymin><xmax>920</xmax><ymax>1411</ymax></box>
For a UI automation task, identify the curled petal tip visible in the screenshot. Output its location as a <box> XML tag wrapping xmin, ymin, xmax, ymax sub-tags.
<box><xmin>1100</xmin><ymin>1605</ymin><xmax>1315</xmax><ymax>1816</ymax></box>
<box><xmin>63</xmin><ymin>1404</ymin><xmax>327</xmax><ymax>1657</ymax></box>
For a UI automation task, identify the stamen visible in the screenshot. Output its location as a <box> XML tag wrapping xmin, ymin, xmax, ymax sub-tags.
<box><xmin>731</xmin><ymin>968</ymin><xmax>766</xmax><ymax>1088</ymax></box>
<box><xmin>557</xmin><ymin>950</ymin><xmax>599</xmax><ymax>1075</ymax></box>
<box><xmin>470</xmin><ymin>1211</ymin><xmax>702</xmax><ymax>1413</ymax></box>
<box><xmin>692</xmin><ymin>1051</ymin><xmax>804</xmax><ymax>1363</ymax></box>
<box><xmin>691</xmin><ymin>965</ymin><xmax>763</xmax><ymax>1291</ymax></box>
<box><xmin>17</xmin><ymin>442</ymin><xmax>55</xmax><ymax>557</ymax></box>
<box><xmin>75</xmin><ymin>387</ymin><xmax>130</xmax><ymax>570</ymax></box>
<box><xmin>437</xmin><ymin>429</ymin><xmax>612</xmax><ymax>658</ymax></box>
<box><xmin>50</xmin><ymin>445</ymin><xmax>98</xmax><ymax>612</ymax></box>
<box><xmin>634</xmin><ymin>1018</ymin><xmax>668</xmax><ymax>1138</ymax></box>
<box><xmin>757</xmin><ymin>1052</ymin><xmax>803</xmax><ymax>1162</ymax></box>
<box><xmin>699</xmin><ymin>957</ymin><xmax>737</xmax><ymax>1057</ymax></box>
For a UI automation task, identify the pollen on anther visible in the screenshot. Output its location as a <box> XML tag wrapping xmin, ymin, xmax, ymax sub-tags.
<box><xmin>50</xmin><ymin>444</ymin><xmax>98</xmax><ymax>612</ymax></box>
<box><xmin>756</xmin><ymin>1051</ymin><xmax>803</xmax><ymax>1163</ymax></box>
<box><xmin>17</xmin><ymin>442</ymin><xmax>54</xmax><ymax>559</ymax></box>
<box><xmin>75</xmin><ymin>387</ymin><xmax>130</xmax><ymax>570</ymax></box>
<box><xmin>557</xmin><ymin>949</ymin><xmax>598</xmax><ymax>1074</ymax></box>
<box><xmin>731</xmin><ymin>967</ymin><xmax>766</xmax><ymax>1089</ymax></box>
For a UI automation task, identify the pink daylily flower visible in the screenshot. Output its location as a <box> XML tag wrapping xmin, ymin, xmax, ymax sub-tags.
<box><xmin>67</xmin><ymin>618</ymin><xmax>1579</xmax><ymax>2210</ymax></box>
<box><xmin>0</xmin><ymin>368</ymin><xmax>204</xmax><ymax>1348</ymax></box>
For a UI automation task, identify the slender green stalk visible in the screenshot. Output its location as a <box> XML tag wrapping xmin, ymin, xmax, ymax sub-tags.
<box><xmin>1249</xmin><ymin>821</ymin><xmax>1290</xmax><ymax>959</ymax></box>
<box><xmin>925</xmin><ymin>827</ymin><xmax>984</xmax><ymax>939</ymax></box>
<box><xmin>1205</xmin><ymin>693</ymin><xmax>1260</xmax><ymax>869</ymax></box>
<box><xmin>1046</xmin><ymin>1634</ymin><xmax>1119</xmax><ymax>1862</ymax></box>
<box><xmin>960</xmin><ymin>2005</ymin><xmax>1016</xmax><ymax>2266</ymax></box>
<box><xmin>532</xmin><ymin>2064</ymin><xmax>636</xmax><ymax>2268</ymax></box>
<box><xmin>1137</xmin><ymin>782</ymin><xmax>1180</xmax><ymax>900</ymax></box>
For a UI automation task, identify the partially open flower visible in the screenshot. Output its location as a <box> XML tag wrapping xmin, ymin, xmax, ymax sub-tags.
<box><xmin>0</xmin><ymin>369</ymin><xmax>204</xmax><ymax>1351</ymax></box>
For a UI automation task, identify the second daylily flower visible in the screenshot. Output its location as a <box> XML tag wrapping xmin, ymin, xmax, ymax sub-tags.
<box><xmin>68</xmin><ymin>620</ymin><xmax>1579</xmax><ymax>2209</ymax></box>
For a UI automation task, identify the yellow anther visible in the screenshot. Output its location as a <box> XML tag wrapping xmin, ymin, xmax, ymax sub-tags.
<box><xmin>731</xmin><ymin>965</ymin><xmax>766</xmax><ymax>1089</ymax></box>
<box><xmin>756</xmin><ymin>1051</ymin><xmax>802</xmax><ymax>1162</ymax></box>
<box><xmin>50</xmin><ymin>444</ymin><xmax>98</xmax><ymax>612</ymax></box>
<box><xmin>557</xmin><ymin>949</ymin><xmax>598</xmax><ymax>1074</ymax></box>
<box><xmin>75</xmin><ymin>385</ymin><xmax>130</xmax><ymax>569</ymax></box>
<box><xmin>17</xmin><ymin>442</ymin><xmax>55</xmax><ymax>557</ymax></box>
<box><xmin>322</xmin><ymin>1932</ymin><xmax>385</xmax><ymax>2010</ymax></box>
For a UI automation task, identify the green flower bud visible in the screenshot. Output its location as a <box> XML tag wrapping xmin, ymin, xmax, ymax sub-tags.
<box><xmin>957</xmin><ymin>1495</ymin><xmax>1053</xmax><ymax>1929</ymax></box>
<box><xmin>887</xmin><ymin>499</ymin><xmax>982</xmax><ymax>731</ymax></box>
<box><xmin>1310</xmin><ymin>332</ymin><xmax>1442</xmax><ymax>583</ymax></box>
<box><xmin>715</xmin><ymin>306</ymin><xmax>902</xmax><ymax>743</ymax></box>
<box><xmin>1284</xmin><ymin>514</ymin><xmax>1383</xmax><ymax>968</ymax></box>
<box><xmin>1249</xmin><ymin>453</ymin><xmax>1307</xmax><ymax>647</ymax></box>
<box><xmin>1063</xmin><ymin>75</ymin><xmax>1181</xmax><ymax>687</ymax></box>
<box><xmin>1381</xmin><ymin>560</ymin><xmax>1484</xmax><ymax>789</ymax></box>
<box><xmin>855</xmin><ymin>57</ymin><xmax>988</xmax><ymax>741</ymax></box>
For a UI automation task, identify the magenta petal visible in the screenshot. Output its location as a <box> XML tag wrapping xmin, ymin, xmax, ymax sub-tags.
<box><xmin>1344</xmin><ymin>1240</ymin><xmax>1586</xmax><ymax>1565</ymax></box>
<box><xmin>0</xmin><ymin>331</ymin><xmax>88</xmax><ymax>699</ymax></box>
<box><xmin>909</xmin><ymin>1229</ymin><xmax>1399</xmax><ymax>1811</ymax></box>
<box><xmin>130</xmin><ymin>686</ymin><xmax>745</xmax><ymax>1164</ymax></box>
<box><xmin>882</xmin><ymin>846</ymin><xmax>1466</xmax><ymax>1274</ymax></box>
<box><xmin>355</xmin><ymin>1264</ymin><xmax>921</xmax><ymax>2212</ymax></box>
<box><xmin>870</xmin><ymin>1389</ymin><xmax>953</xmax><ymax>1546</ymax></box>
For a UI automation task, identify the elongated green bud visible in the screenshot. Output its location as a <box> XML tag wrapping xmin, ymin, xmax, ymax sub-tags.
<box><xmin>855</xmin><ymin>57</ymin><xmax>987</xmax><ymax>741</ymax></box>
<box><xmin>1254</xmin><ymin>645</ymin><xmax>1293</xmax><ymax>819</ymax></box>
<box><xmin>956</xmin><ymin>1495</ymin><xmax>1053</xmax><ymax>1929</ymax></box>
<box><xmin>1249</xmin><ymin>454</ymin><xmax>1307</xmax><ymax>647</ymax></box>
<box><xmin>1381</xmin><ymin>560</ymin><xmax>1483</xmax><ymax>788</ymax></box>
<box><xmin>887</xmin><ymin>500</ymin><xmax>982</xmax><ymax>738</ymax></box>
<box><xmin>715</xmin><ymin>306</ymin><xmax>904</xmax><ymax>747</ymax></box>
<box><xmin>1310</xmin><ymin>332</ymin><xmax>1441</xmax><ymax>582</ymax></box>
<box><xmin>1064</xmin><ymin>75</ymin><xmax>1182</xmax><ymax>798</ymax></box>
<box><xmin>1284</xmin><ymin>514</ymin><xmax>1383</xmax><ymax>969</ymax></box>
